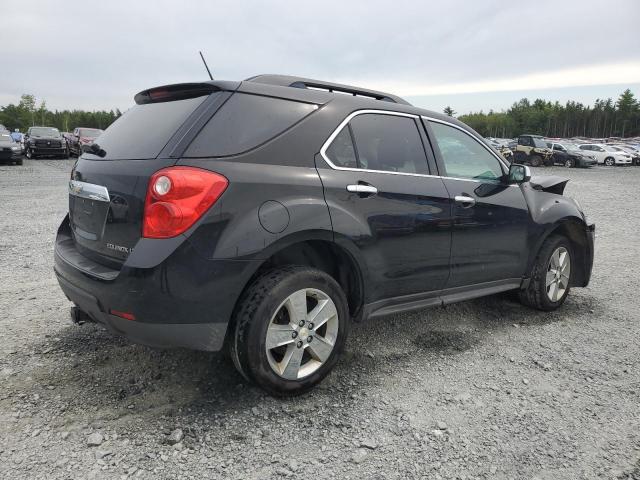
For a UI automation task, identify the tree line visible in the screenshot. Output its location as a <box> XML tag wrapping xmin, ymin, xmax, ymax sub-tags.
<box><xmin>0</xmin><ymin>94</ymin><xmax>121</xmax><ymax>133</ymax></box>
<box><xmin>448</xmin><ymin>89</ymin><xmax>640</xmax><ymax>139</ymax></box>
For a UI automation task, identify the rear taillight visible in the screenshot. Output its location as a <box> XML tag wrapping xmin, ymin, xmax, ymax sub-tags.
<box><xmin>142</xmin><ymin>166</ymin><xmax>228</xmax><ymax>239</ymax></box>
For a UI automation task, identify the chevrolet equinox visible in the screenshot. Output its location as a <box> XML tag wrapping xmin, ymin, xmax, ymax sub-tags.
<box><xmin>54</xmin><ymin>75</ymin><xmax>595</xmax><ymax>395</ymax></box>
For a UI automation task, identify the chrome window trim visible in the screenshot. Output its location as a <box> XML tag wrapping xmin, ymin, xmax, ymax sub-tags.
<box><xmin>319</xmin><ymin>109</ymin><xmax>517</xmax><ymax>186</ymax></box>
<box><xmin>69</xmin><ymin>180</ymin><xmax>110</xmax><ymax>202</ymax></box>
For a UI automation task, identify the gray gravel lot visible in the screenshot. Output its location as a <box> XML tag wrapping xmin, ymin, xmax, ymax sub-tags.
<box><xmin>0</xmin><ymin>159</ymin><xmax>639</xmax><ymax>480</ymax></box>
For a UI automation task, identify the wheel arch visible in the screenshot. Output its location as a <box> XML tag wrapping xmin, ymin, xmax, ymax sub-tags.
<box><xmin>226</xmin><ymin>232</ymin><xmax>368</xmax><ymax>345</ymax></box>
<box><xmin>527</xmin><ymin>217</ymin><xmax>591</xmax><ymax>288</ymax></box>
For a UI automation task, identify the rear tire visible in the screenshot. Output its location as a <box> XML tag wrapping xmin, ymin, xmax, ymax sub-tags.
<box><xmin>604</xmin><ymin>157</ymin><xmax>615</xmax><ymax>166</ymax></box>
<box><xmin>564</xmin><ymin>158</ymin><xmax>575</xmax><ymax>168</ymax></box>
<box><xmin>519</xmin><ymin>234</ymin><xmax>573</xmax><ymax>311</ymax></box>
<box><xmin>530</xmin><ymin>155</ymin><xmax>542</xmax><ymax>167</ymax></box>
<box><xmin>230</xmin><ymin>266</ymin><xmax>349</xmax><ymax>396</ymax></box>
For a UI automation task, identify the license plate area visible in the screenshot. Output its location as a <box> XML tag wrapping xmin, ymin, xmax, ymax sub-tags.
<box><xmin>69</xmin><ymin>180</ymin><xmax>111</xmax><ymax>241</ymax></box>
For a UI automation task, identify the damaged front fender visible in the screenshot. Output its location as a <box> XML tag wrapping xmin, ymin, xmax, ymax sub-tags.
<box><xmin>529</xmin><ymin>175</ymin><xmax>570</xmax><ymax>195</ymax></box>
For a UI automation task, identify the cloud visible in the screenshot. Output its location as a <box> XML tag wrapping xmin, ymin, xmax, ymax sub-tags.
<box><xmin>0</xmin><ymin>0</ymin><xmax>638</xmax><ymax>111</ymax></box>
<box><xmin>369</xmin><ymin>61</ymin><xmax>640</xmax><ymax>97</ymax></box>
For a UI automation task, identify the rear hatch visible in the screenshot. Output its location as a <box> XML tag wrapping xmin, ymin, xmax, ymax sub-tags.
<box><xmin>68</xmin><ymin>84</ymin><xmax>226</xmax><ymax>267</ymax></box>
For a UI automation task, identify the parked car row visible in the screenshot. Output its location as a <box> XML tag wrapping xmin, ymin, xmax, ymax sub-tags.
<box><xmin>485</xmin><ymin>134</ymin><xmax>640</xmax><ymax>168</ymax></box>
<box><xmin>0</xmin><ymin>125</ymin><xmax>104</xmax><ymax>164</ymax></box>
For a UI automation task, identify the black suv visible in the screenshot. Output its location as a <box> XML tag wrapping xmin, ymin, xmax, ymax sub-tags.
<box><xmin>25</xmin><ymin>126</ymin><xmax>68</xmax><ymax>159</ymax></box>
<box><xmin>55</xmin><ymin>75</ymin><xmax>595</xmax><ymax>395</ymax></box>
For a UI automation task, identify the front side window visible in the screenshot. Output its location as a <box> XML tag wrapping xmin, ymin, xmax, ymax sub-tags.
<box><xmin>429</xmin><ymin>121</ymin><xmax>505</xmax><ymax>181</ymax></box>
<box><xmin>324</xmin><ymin>113</ymin><xmax>428</xmax><ymax>174</ymax></box>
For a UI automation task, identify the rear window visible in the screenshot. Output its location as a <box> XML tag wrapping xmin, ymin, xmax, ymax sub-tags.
<box><xmin>85</xmin><ymin>95</ymin><xmax>208</xmax><ymax>160</ymax></box>
<box><xmin>184</xmin><ymin>93</ymin><xmax>317</xmax><ymax>157</ymax></box>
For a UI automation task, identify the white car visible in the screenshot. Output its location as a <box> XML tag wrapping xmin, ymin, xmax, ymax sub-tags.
<box><xmin>578</xmin><ymin>143</ymin><xmax>633</xmax><ymax>166</ymax></box>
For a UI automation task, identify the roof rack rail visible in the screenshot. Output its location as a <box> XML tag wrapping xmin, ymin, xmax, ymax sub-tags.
<box><xmin>245</xmin><ymin>74</ymin><xmax>411</xmax><ymax>106</ymax></box>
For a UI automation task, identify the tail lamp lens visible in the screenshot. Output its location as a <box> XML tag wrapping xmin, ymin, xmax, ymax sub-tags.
<box><xmin>143</xmin><ymin>167</ymin><xmax>228</xmax><ymax>239</ymax></box>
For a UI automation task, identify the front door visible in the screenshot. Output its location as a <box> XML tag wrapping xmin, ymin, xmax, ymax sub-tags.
<box><xmin>317</xmin><ymin>111</ymin><xmax>452</xmax><ymax>302</ymax></box>
<box><xmin>425</xmin><ymin>118</ymin><xmax>530</xmax><ymax>288</ymax></box>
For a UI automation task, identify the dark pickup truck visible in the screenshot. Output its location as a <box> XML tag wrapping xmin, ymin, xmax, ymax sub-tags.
<box><xmin>25</xmin><ymin>126</ymin><xmax>68</xmax><ymax>159</ymax></box>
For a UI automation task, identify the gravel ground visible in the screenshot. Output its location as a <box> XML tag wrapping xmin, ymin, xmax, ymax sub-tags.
<box><xmin>0</xmin><ymin>158</ymin><xmax>639</xmax><ymax>480</ymax></box>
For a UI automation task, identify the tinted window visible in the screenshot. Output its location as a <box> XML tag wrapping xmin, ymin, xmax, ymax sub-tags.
<box><xmin>85</xmin><ymin>95</ymin><xmax>208</xmax><ymax>160</ymax></box>
<box><xmin>519</xmin><ymin>136</ymin><xmax>532</xmax><ymax>146</ymax></box>
<box><xmin>325</xmin><ymin>126</ymin><xmax>358</xmax><ymax>168</ymax></box>
<box><xmin>348</xmin><ymin>114</ymin><xmax>428</xmax><ymax>174</ymax></box>
<box><xmin>185</xmin><ymin>93</ymin><xmax>316</xmax><ymax>157</ymax></box>
<box><xmin>429</xmin><ymin>121</ymin><xmax>504</xmax><ymax>181</ymax></box>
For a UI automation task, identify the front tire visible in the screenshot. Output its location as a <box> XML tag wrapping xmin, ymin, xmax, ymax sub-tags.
<box><xmin>604</xmin><ymin>157</ymin><xmax>615</xmax><ymax>166</ymax></box>
<box><xmin>230</xmin><ymin>266</ymin><xmax>349</xmax><ymax>396</ymax></box>
<box><xmin>564</xmin><ymin>158</ymin><xmax>575</xmax><ymax>168</ymax></box>
<box><xmin>530</xmin><ymin>155</ymin><xmax>543</xmax><ymax>167</ymax></box>
<box><xmin>519</xmin><ymin>234</ymin><xmax>573</xmax><ymax>311</ymax></box>
<box><xmin>25</xmin><ymin>148</ymin><xmax>33</xmax><ymax>159</ymax></box>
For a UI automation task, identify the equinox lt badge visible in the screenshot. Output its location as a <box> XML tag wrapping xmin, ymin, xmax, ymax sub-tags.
<box><xmin>106</xmin><ymin>243</ymin><xmax>132</xmax><ymax>254</ymax></box>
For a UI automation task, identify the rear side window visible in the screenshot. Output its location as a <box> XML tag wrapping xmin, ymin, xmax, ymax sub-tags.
<box><xmin>324</xmin><ymin>113</ymin><xmax>428</xmax><ymax>174</ymax></box>
<box><xmin>185</xmin><ymin>93</ymin><xmax>317</xmax><ymax>157</ymax></box>
<box><xmin>85</xmin><ymin>95</ymin><xmax>208</xmax><ymax>160</ymax></box>
<box><xmin>325</xmin><ymin>126</ymin><xmax>358</xmax><ymax>168</ymax></box>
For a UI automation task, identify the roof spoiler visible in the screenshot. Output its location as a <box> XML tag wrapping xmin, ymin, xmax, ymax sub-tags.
<box><xmin>245</xmin><ymin>74</ymin><xmax>412</xmax><ymax>106</ymax></box>
<box><xmin>134</xmin><ymin>83</ymin><xmax>221</xmax><ymax>105</ymax></box>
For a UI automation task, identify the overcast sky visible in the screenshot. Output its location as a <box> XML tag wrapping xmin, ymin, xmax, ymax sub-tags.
<box><xmin>1</xmin><ymin>0</ymin><xmax>639</xmax><ymax>115</ymax></box>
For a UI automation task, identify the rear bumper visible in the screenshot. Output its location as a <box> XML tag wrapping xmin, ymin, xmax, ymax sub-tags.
<box><xmin>56</xmin><ymin>274</ymin><xmax>228</xmax><ymax>350</ymax></box>
<box><xmin>54</xmin><ymin>216</ymin><xmax>260</xmax><ymax>351</ymax></box>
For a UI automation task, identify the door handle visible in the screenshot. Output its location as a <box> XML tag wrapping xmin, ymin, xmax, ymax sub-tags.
<box><xmin>454</xmin><ymin>195</ymin><xmax>476</xmax><ymax>208</ymax></box>
<box><xmin>347</xmin><ymin>184</ymin><xmax>378</xmax><ymax>195</ymax></box>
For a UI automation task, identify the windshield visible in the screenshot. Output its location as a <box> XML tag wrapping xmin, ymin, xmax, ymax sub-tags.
<box><xmin>79</xmin><ymin>129</ymin><xmax>102</xmax><ymax>138</ymax></box>
<box><xmin>532</xmin><ymin>138</ymin><xmax>547</xmax><ymax>148</ymax></box>
<box><xmin>0</xmin><ymin>134</ymin><xmax>13</xmax><ymax>142</ymax></box>
<box><xmin>29</xmin><ymin>127</ymin><xmax>61</xmax><ymax>137</ymax></box>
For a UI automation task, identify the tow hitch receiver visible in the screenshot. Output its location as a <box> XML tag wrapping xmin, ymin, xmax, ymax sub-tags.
<box><xmin>70</xmin><ymin>306</ymin><xmax>92</xmax><ymax>325</ymax></box>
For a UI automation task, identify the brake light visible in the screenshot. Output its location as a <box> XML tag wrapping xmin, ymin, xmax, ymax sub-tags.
<box><xmin>143</xmin><ymin>166</ymin><xmax>228</xmax><ymax>239</ymax></box>
<box><xmin>110</xmin><ymin>309</ymin><xmax>136</xmax><ymax>321</ymax></box>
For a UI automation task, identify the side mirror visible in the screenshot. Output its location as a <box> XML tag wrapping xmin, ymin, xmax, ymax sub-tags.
<box><xmin>508</xmin><ymin>164</ymin><xmax>531</xmax><ymax>184</ymax></box>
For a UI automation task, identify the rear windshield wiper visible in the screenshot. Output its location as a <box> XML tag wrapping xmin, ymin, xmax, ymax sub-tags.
<box><xmin>82</xmin><ymin>143</ymin><xmax>107</xmax><ymax>158</ymax></box>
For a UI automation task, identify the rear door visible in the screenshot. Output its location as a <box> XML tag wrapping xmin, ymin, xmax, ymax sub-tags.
<box><xmin>425</xmin><ymin>118</ymin><xmax>530</xmax><ymax>288</ymax></box>
<box><xmin>316</xmin><ymin>110</ymin><xmax>451</xmax><ymax>302</ymax></box>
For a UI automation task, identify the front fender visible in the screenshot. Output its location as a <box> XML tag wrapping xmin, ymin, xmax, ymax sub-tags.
<box><xmin>521</xmin><ymin>182</ymin><xmax>591</xmax><ymax>283</ymax></box>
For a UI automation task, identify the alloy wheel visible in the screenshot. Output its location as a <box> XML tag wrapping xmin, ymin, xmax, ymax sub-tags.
<box><xmin>546</xmin><ymin>246</ymin><xmax>571</xmax><ymax>302</ymax></box>
<box><xmin>265</xmin><ymin>288</ymin><xmax>339</xmax><ymax>380</ymax></box>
